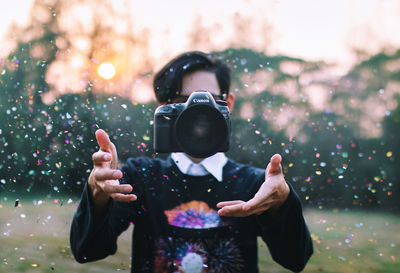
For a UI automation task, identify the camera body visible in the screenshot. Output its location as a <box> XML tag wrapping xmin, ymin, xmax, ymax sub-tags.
<box><xmin>154</xmin><ymin>90</ymin><xmax>231</xmax><ymax>158</ymax></box>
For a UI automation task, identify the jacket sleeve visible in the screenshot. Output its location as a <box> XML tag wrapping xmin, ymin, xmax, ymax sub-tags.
<box><xmin>70</xmin><ymin>159</ymin><xmax>142</xmax><ymax>263</ymax></box>
<box><xmin>256</xmin><ymin>182</ymin><xmax>313</xmax><ymax>272</ymax></box>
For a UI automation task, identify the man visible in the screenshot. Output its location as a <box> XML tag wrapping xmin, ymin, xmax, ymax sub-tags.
<box><xmin>70</xmin><ymin>51</ymin><xmax>313</xmax><ymax>272</ymax></box>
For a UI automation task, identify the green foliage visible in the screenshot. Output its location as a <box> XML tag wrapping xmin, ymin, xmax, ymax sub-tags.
<box><xmin>0</xmin><ymin>2</ymin><xmax>400</xmax><ymax>213</ymax></box>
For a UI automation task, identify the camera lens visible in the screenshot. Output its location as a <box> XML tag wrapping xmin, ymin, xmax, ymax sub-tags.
<box><xmin>175</xmin><ymin>104</ymin><xmax>228</xmax><ymax>158</ymax></box>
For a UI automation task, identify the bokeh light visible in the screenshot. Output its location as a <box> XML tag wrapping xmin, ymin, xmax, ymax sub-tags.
<box><xmin>97</xmin><ymin>62</ymin><xmax>116</xmax><ymax>79</ymax></box>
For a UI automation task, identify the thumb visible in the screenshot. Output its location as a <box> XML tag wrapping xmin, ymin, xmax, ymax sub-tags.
<box><xmin>266</xmin><ymin>154</ymin><xmax>282</xmax><ymax>176</ymax></box>
<box><xmin>95</xmin><ymin>129</ymin><xmax>112</xmax><ymax>152</ymax></box>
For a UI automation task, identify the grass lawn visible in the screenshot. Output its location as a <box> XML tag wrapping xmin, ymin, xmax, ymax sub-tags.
<box><xmin>0</xmin><ymin>197</ymin><xmax>399</xmax><ymax>273</ymax></box>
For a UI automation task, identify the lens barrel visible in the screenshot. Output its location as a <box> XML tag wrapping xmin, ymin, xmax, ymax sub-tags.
<box><xmin>175</xmin><ymin>103</ymin><xmax>228</xmax><ymax>158</ymax></box>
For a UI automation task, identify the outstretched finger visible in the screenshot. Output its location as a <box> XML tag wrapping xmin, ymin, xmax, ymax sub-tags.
<box><xmin>217</xmin><ymin>202</ymin><xmax>247</xmax><ymax>217</ymax></box>
<box><xmin>95</xmin><ymin>129</ymin><xmax>112</xmax><ymax>152</ymax></box>
<box><xmin>92</xmin><ymin>151</ymin><xmax>112</xmax><ymax>166</ymax></box>
<box><xmin>94</xmin><ymin>169</ymin><xmax>122</xmax><ymax>181</ymax></box>
<box><xmin>101</xmin><ymin>182</ymin><xmax>132</xmax><ymax>194</ymax></box>
<box><xmin>267</xmin><ymin>154</ymin><xmax>282</xmax><ymax>176</ymax></box>
<box><xmin>110</xmin><ymin>193</ymin><xmax>137</xmax><ymax>202</ymax></box>
<box><xmin>216</xmin><ymin>200</ymin><xmax>243</xmax><ymax>208</ymax></box>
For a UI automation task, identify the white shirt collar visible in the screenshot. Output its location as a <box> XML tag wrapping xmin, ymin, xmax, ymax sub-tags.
<box><xmin>171</xmin><ymin>152</ymin><xmax>228</xmax><ymax>182</ymax></box>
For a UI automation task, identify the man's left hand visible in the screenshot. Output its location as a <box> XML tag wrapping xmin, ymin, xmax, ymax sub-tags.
<box><xmin>217</xmin><ymin>154</ymin><xmax>290</xmax><ymax>217</ymax></box>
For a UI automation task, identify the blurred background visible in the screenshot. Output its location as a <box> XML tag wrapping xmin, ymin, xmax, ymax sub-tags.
<box><xmin>0</xmin><ymin>0</ymin><xmax>400</xmax><ymax>272</ymax></box>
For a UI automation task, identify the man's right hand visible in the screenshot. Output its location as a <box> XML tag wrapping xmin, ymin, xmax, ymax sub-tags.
<box><xmin>88</xmin><ymin>129</ymin><xmax>137</xmax><ymax>213</ymax></box>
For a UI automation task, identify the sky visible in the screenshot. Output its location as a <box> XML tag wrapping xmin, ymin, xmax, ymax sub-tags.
<box><xmin>1</xmin><ymin>0</ymin><xmax>400</xmax><ymax>75</ymax></box>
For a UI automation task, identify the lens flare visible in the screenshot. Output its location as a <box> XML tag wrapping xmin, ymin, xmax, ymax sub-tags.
<box><xmin>97</xmin><ymin>62</ymin><xmax>116</xmax><ymax>79</ymax></box>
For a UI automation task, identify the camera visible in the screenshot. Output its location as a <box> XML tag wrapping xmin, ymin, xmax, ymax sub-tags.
<box><xmin>154</xmin><ymin>90</ymin><xmax>231</xmax><ymax>158</ymax></box>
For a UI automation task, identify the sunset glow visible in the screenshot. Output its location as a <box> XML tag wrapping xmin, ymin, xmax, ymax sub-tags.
<box><xmin>97</xmin><ymin>62</ymin><xmax>116</xmax><ymax>79</ymax></box>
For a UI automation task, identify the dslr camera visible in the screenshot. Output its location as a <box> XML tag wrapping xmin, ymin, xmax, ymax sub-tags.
<box><xmin>154</xmin><ymin>90</ymin><xmax>231</xmax><ymax>158</ymax></box>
